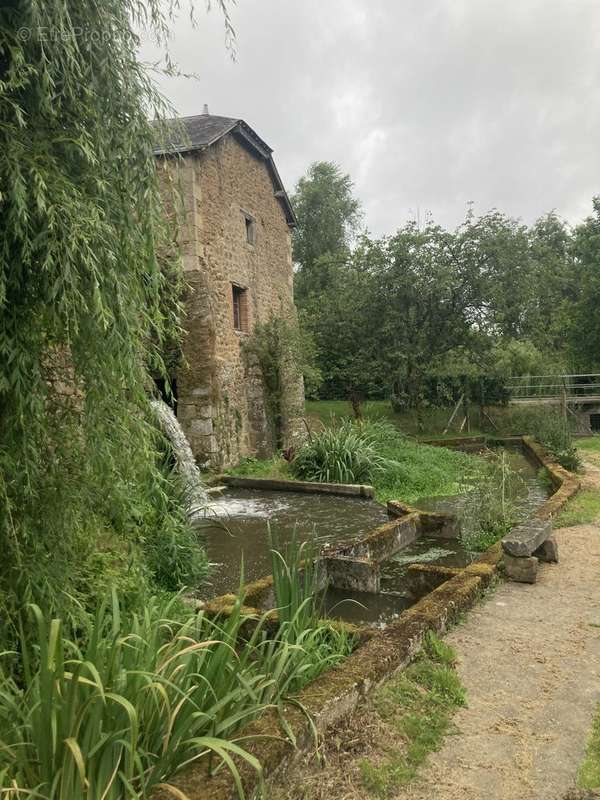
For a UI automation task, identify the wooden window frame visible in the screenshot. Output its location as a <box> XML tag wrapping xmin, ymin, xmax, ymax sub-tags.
<box><xmin>232</xmin><ymin>284</ymin><xmax>249</xmax><ymax>332</ymax></box>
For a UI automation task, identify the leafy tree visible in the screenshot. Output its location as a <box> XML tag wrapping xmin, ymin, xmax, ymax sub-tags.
<box><xmin>569</xmin><ymin>198</ymin><xmax>600</xmax><ymax>370</ymax></box>
<box><xmin>0</xmin><ymin>1</ymin><xmax>229</xmax><ymax>635</ymax></box>
<box><xmin>292</xmin><ymin>161</ymin><xmax>362</xmax><ymax>304</ymax></box>
<box><xmin>458</xmin><ymin>210</ymin><xmax>533</xmax><ymax>339</ymax></box>
<box><xmin>365</xmin><ymin>222</ymin><xmax>483</xmax><ymax>414</ymax></box>
<box><xmin>299</xmin><ymin>252</ymin><xmax>382</xmax><ymax>410</ymax></box>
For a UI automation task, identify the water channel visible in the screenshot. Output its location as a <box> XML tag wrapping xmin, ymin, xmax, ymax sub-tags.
<box><xmin>199</xmin><ymin>447</ymin><xmax>549</xmax><ymax>627</ymax></box>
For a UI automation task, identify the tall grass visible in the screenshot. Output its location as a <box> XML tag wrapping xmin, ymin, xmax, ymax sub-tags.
<box><xmin>459</xmin><ymin>450</ymin><xmax>525</xmax><ymax>551</ymax></box>
<box><xmin>269</xmin><ymin>527</ymin><xmax>356</xmax><ymax>691</ymax></box>
<box><xmin>269</xmin><ymin>418</ymin><xmax>479</xmax><ymax>504</ymax></box>
<box><xmin>0</xmin><ymin>563</ymin><xmax>354</xmax><ymax>797</ymax></box>
<box><xmin>290</xmin><ymin>420</ymin><xmax>388</xmax><ymax>484</ymax></box>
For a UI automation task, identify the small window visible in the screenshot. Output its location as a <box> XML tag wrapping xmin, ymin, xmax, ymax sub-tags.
<box><xmin>232</xmin><ymin>284</ymin><xmax>248</xmax><ymax>332</ymax></box>
<box><xmin>243</xmin><ymin>212</ymin><xmax>255</xmax><ymax>245</ymax></box>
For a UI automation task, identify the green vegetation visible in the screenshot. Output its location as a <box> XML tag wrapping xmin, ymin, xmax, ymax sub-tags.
<box><xmin>360</xmin><ymin>632</ymin><xmax>466</xmax><ymax>796</ymax></box>
<box><xmin>243</xmin><ymin>314</ymin><xmax>321</xmax><ymax>445</ymax></box>
<box><xmin>578</xmin><ymin>702</ymin><xmax>600</xmax><ymax>789</ymax></box>
<box><xmin>269</xmin><ymin>529</ymin><xmax>356</xmax><ymax>683</ymax></box>
<box><xmin>233</xmin><ymin>420</ymin><xmax>479</xmax><ymax>506</ymax></box>
<box><xmin>554</xmin><ymin>489</ymin><xmax>600</xmax><ymax>528</ymax></box>
<box><xmin>293</xmin><ymin>161</ymin><xmax>600</xmax><ymax>432</ymax></box>
<box><xmin>577</xmin><ymin>436</ymin><xmax>600</xmax><ymax>455</ymax></box>
<box><xmin>227</xmin><ymin>455</ymin><xmax>292</xmax><ymax>480</ymax></box>
<box><xmin>577</xmin><ymin>706</ymin><xmax>600</xmax><ymax>789</ymax></box>
<box><xmin>290</xmin><ymin>421</ymin><xmax>388</xmax><ymax>484</ymax></box>
<box><xmin>460</xmin><ymin>450</ymin><xmax>526</xmax><ymax>551</ymax></box>
<box><xmin>0</xmin><ymin>554</ymin><xmax>354</xmax><ymax>798</ymax></box>
<box><xmin>0</xmin><ymin>1</ymin><xmax>237</xmax><ymax>644</ymax></box>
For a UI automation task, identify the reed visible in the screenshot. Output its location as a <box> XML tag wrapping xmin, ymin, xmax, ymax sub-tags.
<box><xmin>0</xmin><ymin>547</ymin><xmax>354</xmax><ymax>798</ymax></box>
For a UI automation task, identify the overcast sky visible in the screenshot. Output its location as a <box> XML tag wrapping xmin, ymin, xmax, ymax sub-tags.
<box><xmin>141</xmin><ymin>0</ymin><xmax>600</xmax><ymax>235</ymax></box>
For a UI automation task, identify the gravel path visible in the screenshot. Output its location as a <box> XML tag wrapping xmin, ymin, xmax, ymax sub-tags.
<box><xmin>274</xmin><ymin>461</ymin><xmax>600</xmax><ymax>800</ymax></box>
<box><xmin>395</xmin><ymin>519</ymin><xmax>600</xmax><ymax>800</ymax></box>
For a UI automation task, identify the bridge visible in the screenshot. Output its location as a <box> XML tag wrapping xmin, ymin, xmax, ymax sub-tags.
<box><xmin>506</xmin><ymin>374</ymin><xmax>600</xmax><ymax>405</ymax></box>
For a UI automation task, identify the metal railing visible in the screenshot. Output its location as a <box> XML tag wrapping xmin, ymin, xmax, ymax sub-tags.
<box><xmin>505</xmin><ymin>374</ymin><xmax>600</xmax><ymax>400</ymax></box>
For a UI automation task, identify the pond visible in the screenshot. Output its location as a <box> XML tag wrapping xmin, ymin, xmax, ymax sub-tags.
<box><xmin>199</xmin><ymin>446</ymin><xmax>549</xmax><ymax>627</ymax></box>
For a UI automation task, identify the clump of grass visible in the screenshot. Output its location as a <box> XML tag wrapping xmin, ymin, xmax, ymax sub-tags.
<box><xmin>290</xmin><ymin>420</ymin><xmax>389</xmax><ymax>484</ymax></box>
<box><xmin>554</xmin><ymin>488</ymin><xmax>600</xmax><ymax>527</ymax></box>
<box><xmin>269</xmin><ymin>527</ymin><xmax>356</xmax><ymax>689</ymax></box>
<box><xmin>359</xmin><ymin>632</ymin><xmax>466</xmax><ymax>797</ymax></box>
<box><xmin>289</xmin><ymin>418</ymin><xmax>480</xmax><ymax>503</ymax></box>
<box><xmin>578</xmin><ymin>702</ymin><xmax>600</xmax><ymax>789</ymax></box>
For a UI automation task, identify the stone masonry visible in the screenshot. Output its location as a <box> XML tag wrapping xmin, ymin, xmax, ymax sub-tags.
<box><xmin>155</xmin><ymin>113</ymin><xmax>305</xmax><ymax>468</ymax></box>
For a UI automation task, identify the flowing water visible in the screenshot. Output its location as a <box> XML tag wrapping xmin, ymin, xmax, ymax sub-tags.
<box><xmin>200</xmin><ymin>447</ymin><xmax>549</xmax><ymax>627</ymax></box>
<box><xmin>150</xmin><ymin>399</ymin><xmax>209</xmax><ymax>520</ymax></box>
<box><xmin>200</xmin><ymin>490</ymin><xmax>390</xmax><ymax>596</ymax></box>
<box><xmin>149</xmin><ymin>404</ymin><xmax>549</xmax><ymax>627</ymax></box>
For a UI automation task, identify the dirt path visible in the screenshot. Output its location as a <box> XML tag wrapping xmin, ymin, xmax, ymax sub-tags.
<box><xmin>274</xmin><ymin>463</ymin><xmax>600</xmax><ymax>800</ymax></box>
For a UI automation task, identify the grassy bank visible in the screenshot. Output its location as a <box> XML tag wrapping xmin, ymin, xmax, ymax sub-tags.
<box><xmin>360</xmin><ymin>632</ymin><xmax>466</xmax><ymax>796</ymax></box>
<box><xmin>305</xmin><ymin>400</ymin><xmax>481</xmax><ymax>438</ymax></box>
<box><xmin>306</xmin><ymin>399</ymin><xmax>578</xmax><ymax>441</ymax></box>
<box><xmin>229</xmin><ymin>423</ymin><xmax>480</xmax><ymax>506</ymax></box>
<box><xmin>578</xmin><ymin>702</ymin><xmax>600</xmax><ymax>789</ymax></box>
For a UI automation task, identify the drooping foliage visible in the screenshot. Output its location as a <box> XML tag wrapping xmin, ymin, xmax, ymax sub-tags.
<box><xmin>0</xmin><ymin>1</ymin><xmax>230</xmax><ymax>638</ymax></box>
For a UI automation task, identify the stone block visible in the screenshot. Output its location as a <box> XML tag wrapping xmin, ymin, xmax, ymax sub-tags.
<box><xmin>501</xmin><ymin>519</ymin><xmax>552</xmax><ymax>557</ymax></box>
<box><xmin>191</xmin><ymin>418</ymin><xmax>213</xmax><ymax>436</ymax></box>
<box><xmin>534</xmin><ymin>534</ymin><xmax>559</xmax><ymax>563</ymax></box>
<box><xmin>504</xmin><ymin>553</ymin><xmax>538</xmax><ymax>583</ymax></box>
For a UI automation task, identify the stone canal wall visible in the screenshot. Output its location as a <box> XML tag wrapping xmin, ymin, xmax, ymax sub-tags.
<box><xmin>157</xmin><ymin>436</ymin><xmax>580</xmax><ymax>800</ymax></box>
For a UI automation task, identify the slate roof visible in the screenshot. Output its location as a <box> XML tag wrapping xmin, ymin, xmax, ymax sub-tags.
<box><xmin>154</xmin><ymin>113</ymin><xmax>296</xmax><ymax>226</ymax></box>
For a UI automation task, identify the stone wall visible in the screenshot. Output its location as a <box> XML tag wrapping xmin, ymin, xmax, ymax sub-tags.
<box><xmin>157</xmin><ymin>133</ymin><xmax>304</xmax><ymax>468</ymax></box>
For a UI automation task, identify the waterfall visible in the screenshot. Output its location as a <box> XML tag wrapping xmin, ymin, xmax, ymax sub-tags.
<box><xmin>150</xmin><ymin>398</ymin><xmax>209</xmax><ymax>521</ymax></box>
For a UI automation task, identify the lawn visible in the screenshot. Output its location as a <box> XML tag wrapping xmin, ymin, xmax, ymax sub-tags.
<box><xmin>577</xmin><ymin>436</ymin><xmax>600</xmax><ymax>456</ymax></box>
<box><xmin>305</xmin><ymin>400</ymin><xmax>485</xmax><ymax>438</ymax></box>
<box><xmin>228</xmin><ymin>420</ymin><xmax>481</xmax><ymax>506</ymax></box>
<box><xmin>554</xmin><ymin>489</ymin><xmax>600</xmax><ymax>528</ymax></box>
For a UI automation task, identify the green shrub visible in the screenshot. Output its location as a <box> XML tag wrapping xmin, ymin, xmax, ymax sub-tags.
<box><xmin>291</xmin><ymin>420</ymin><xmax>389</xmax><ymax>484</ymax></box>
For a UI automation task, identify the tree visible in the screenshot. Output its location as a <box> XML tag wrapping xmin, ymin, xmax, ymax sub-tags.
<box><xmin>365</xmin><ymin>222</ymin><xmax>483</xmax><ymax>416</ymax></box>
<box><xmin>292</xmin><ymin>161</ymin><xmax>362</xmax><ymax>304</ymax></box>
<box><xmin>0</xmin><ymin>1</ymin><xmax>230</xmax><ymax>633</ymax></box>
<box><xmin>568</xmin><ymin>198</ymin><xmax>600</xmax><ymax>370</ymax></box>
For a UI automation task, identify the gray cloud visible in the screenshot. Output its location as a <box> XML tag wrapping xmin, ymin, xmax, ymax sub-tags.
<box><xmin>141</xmin><ymin>0</ymin><xmax>600</xmax><ymax>234</ymax></box>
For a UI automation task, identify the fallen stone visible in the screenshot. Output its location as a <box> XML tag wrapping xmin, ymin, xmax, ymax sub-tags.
<box><xmin>501</xmin><ymin>519</ymin><xmax>552</xmax><ymax>557</ymax></box>
<box><xmin>504</xmin><ymin>553</ymin><xmax>538</xmax><ymax>583</ymax></box>
<box><xmin>535</xmin><ymin>534</ymin><xmax>559</xmax><ymax>563</ymax></box>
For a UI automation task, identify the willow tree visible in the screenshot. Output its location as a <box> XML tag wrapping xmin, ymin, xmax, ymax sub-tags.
<box><xmin>0</xmin><ymin>1</ymin><xmax>230</xmax><ymax>634</ymax></box>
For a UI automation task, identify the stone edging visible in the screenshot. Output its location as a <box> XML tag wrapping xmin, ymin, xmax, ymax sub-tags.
<box><xmin>216</xmin><ymin>474</ymin><xmax>375</xmax><ymax>498</ymax></box>
<box><xmin>155</xmin><ymin>436</ymin><xmax>580</xmax><ymax>800</ymax></box>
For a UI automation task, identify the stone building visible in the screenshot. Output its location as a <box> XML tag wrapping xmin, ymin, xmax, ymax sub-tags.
<box><xmin>154</xmin><ymin>110</ymin><xmax>305</xmax><ymax>468</ymax></box>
